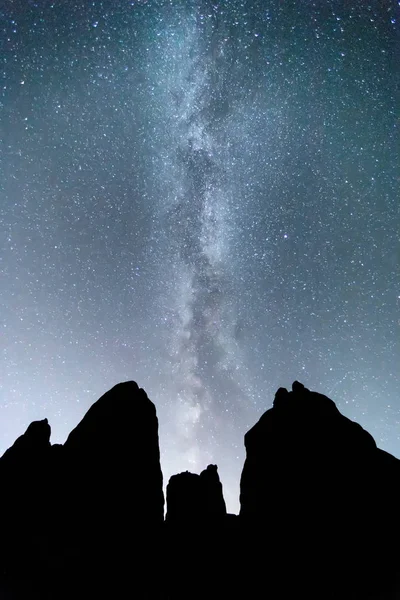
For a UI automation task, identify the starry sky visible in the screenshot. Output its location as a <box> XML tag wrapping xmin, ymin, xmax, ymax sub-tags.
<box><xmin>1</xmin><ymin>0</ymin><xmax>399</xmax><ymax>512</ymax></box>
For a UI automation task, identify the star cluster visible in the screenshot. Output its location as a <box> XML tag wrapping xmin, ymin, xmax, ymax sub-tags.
<box><xmin>1</xmin><ymin>0</ymin><xmax>399</xmax><ymax>512</ymax></box>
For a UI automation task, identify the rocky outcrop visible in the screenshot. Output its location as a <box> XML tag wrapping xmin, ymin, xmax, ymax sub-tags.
<box><xmin>0</xmin><ymin>419</ymin><xmax>55</xmax><ymax>599</ymax></box>
<box><xmin>0</xmin><ymin>417</ymin><xmax>52</xmax><ymax>527</ymax></box>
<box><xmin>240</xmin><ymin>380</ymin><xmax>379</xmax><ymax>519</ymax></box>
<box><xmin>0</xmin><ymin>381</ymin><xmax>165</xmax><ymax>599</ymax></box>
<box><xmin>1</xmin><ymin>418</ymin><xmax>51</xmax><ymax>459</ymax></box>
<box><xmin>61</xmin><ymin>381</ymin><xmax>164</xmax><ymax>597</ymax></box>
<box><xmin>239</xmin><ymin>381</ymin><xmax>400</xmax><ymax>598</ymax></box>
<box><xmin>0</xmin><ymin>379</ymin><xmax>399</xmax><ymax>599</ymax></box>
<box><xmin>164</xmin><ymin>465</ymin><xmax>231</xmax><ymax>599</ymax></box>
<box><xmin>166</xmin><ymin>464</ymin><xmax>226</xmax><ymax>522</ymax></box>
<box><xmin>166</xmin><ymin>470</ymin><xmax>202</xmax><ymax>522</ymax></box>
<box><xmin>64</xmin><ymin>381</ymin><xmax>164</xmax><ymax>533</ymax></box>
<box><xmin>200</xmin><ymin>464</ymin><xmax>227</xmax><ymax>518</ymax></box>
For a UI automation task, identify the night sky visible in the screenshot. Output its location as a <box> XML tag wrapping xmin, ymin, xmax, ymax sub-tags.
<box><xmin>2</xmin><ymin>0</ymin><xmax>399</xmax><ymax>512</ymax></box>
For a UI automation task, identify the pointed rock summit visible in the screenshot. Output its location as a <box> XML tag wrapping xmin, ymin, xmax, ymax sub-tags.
<box><xmin>1</xmin><ymin>418</ymin><xmax>51</xmax><ymax>461</ymax></box>
<box><xmin>64</xmin><ymin>381</ymin><xmax>164</xmax><ymax>530</ymax></box>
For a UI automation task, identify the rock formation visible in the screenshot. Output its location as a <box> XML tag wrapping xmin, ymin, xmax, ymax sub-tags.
<box><xmin>64</xmin><ymin>381</ymin><xmax>164</xmax><ymax>532</ymax></box>
<box><xmin>63</xmin><ymin>381</ymin><xmax>164</xmax><ymax>597</ymax></box>
<box><xmin>0</xmin><ymin>381</ymin><xmax>165</xmax><ymax>599</ymax></box>
<box><xmin>166</xmin><ymin>464</ymin><xmax>226</xmax><ymax>522</ymax></box>
<box><xmin>0</xmin><ymin>379</ymin><xmax>399</xmax><ymax>599</ymax></box>
<box><xmin>199</xmin><ymin>464</ymin><xmax>227</xmax><ymax>518</ymax></box>
<box><xmin>165</xmin><ymin>465</ymin><xmax>231</xmax><ymax>599</ymax></box>
<box><xmin>240</xmin><ymin>381</ymin><xmax>400</xmax><ymax>598</ymax></box>
<box><xmin>0</xmin><ymin>418</ymin><xmax>55</xmax><ymax>598</ymax></box>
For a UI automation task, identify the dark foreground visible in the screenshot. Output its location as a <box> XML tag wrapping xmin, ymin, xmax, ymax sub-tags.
<box><xmin>1</xmin><ymin>380</ymin><xmax>399</xmax><ymax>599</ymax></box>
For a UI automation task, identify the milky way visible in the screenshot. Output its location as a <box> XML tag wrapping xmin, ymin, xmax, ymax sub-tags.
<box><xmin>1</xmin><ymin>0</ymin><xmax>399</xmax><ymax>511</ymax></box>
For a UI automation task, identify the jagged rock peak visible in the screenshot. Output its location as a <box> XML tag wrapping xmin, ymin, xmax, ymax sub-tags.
<box><xmin>273</xmin><ymin>380</ymin><xmax>339</xmax><ymax>418</ymax></box>
<box><xmin>62</xmin><ymin>381</ymin><xmax>164</xmax><ymax>527</ymax></box>
<box><xmin>250</xmin><ymin>380</ymin><xmax>376</xmax><ymax>447</ymax></box>
<box><xmin>1</xmin><ymin>418</ymin><xmax>51</xmax><ymax>458</ymax></box>
<box><xmin>240</xmin><ymin>381</ymin><xmax>379</xmax><ymax>521</ymax></box>
<box><xmin>64</xmin><ymin>381</ymin><xmax>158</xmax><ymax>450</ymax></box>
<box><xmin>23</xmin><ymin>418</ymin><xmax>51</xmax><ymax>444</ymax></box>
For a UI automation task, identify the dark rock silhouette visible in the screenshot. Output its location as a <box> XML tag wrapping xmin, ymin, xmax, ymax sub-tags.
<box><xmin>0</xmin><ymin>419</ymin><xmax>55</xmax><ymax>599</ymax></box>
<box><xmin>166</xmin><ymin>470</ymin><xmax>203</xmax><ymax>522</ymax></box>
<box><xmin>0</xmin><ymin>379</ymin><xmax>399</xmax><ymax>599</ymax></box>
<box><xmin>165</xmin><ymin>465</ymin><xmax>233</xmax><ymax>599</ymax></box>
<box><xmin>166</xmin><ymin>463</ymin><xmax>226</xmax><ymax>522</ymax></box>
<box><xmin>240</xmin><ymin>381</ymin><xmax>400</xmax><ymax>599</ymax></box>
<box><xmin>0</xmin><ymin>381</ymin><xmax>164</xmax><ymax>599</ymax></box>
<box><xmin>64</xmin><ymin>381</ymin><xmax>164</xmax><ymax>530</ymax></box>
<box><xmin>1</xmin><ymin>418</ymin><xmax>51</xmax><ymax>458</ymax></box>
<box><xmin>200</xmin><ymin>463</ymin><xmax>227</xmax><ymax>517</ymax></box>
<box><xmin>62</xmin><ymin>381</ymin><xmax>164</xmax><ymax>598</ymax></box>
<box><xmin>240</xmin><ymin>380</ymin><xmax>378</xmax><ymax>520</ymax></box>
<box><xmin>0</xmin><ymin>418</ymin><xmax>52</xmax><ymax>541</ymax></box>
